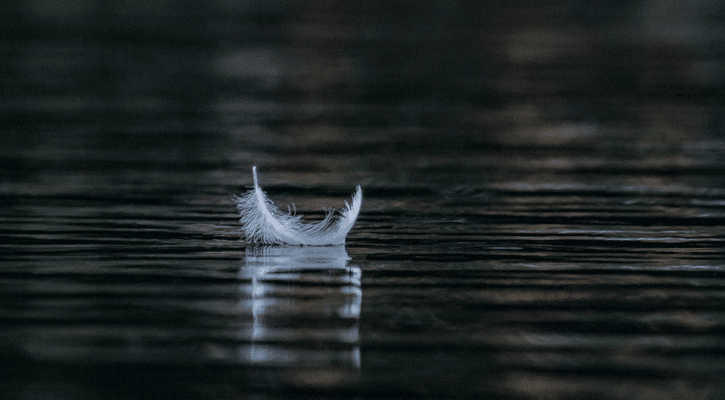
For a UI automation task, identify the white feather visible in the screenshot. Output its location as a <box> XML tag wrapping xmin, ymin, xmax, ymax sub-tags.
<box><xmin>235</xmin><ymin>166</ymin><xmax>362</xmax><ymax>245</ymax></box>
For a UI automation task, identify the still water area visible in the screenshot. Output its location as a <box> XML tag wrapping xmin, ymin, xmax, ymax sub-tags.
<box><xmin>1</xmin><ymin>1</ymin><xmax>725</xmax><ymax>399</ymax></box>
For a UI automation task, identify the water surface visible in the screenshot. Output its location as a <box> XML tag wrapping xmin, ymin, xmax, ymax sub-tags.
<box><xmin>2</xmin><ymin>1</ymin><xmax>725</xmax><ymax>399</ymax></box>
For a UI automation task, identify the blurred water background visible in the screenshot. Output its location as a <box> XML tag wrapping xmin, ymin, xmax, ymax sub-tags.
<box><xmin>1</xmin><ymin>0</ymin><xmax>725</xmax><ymax>399</ymax></box>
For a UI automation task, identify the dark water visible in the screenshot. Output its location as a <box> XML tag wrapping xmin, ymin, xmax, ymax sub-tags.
<box><xmin>2</xmin><ymin>1</ymin><xmax>725</xmax><ymax>399</ymax></box>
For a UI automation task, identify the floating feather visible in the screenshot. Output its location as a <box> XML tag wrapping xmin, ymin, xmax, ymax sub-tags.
<box><xmin>235</xmin><ymin>166</ymin><xmax>362</xmax><ymax>245</ymax></box>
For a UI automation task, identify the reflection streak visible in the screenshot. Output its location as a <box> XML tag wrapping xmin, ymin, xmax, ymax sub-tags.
<box><xmin>238</xmin><ymin>245</ymin><xmax>361</xmax><ymax>371</ymax></box>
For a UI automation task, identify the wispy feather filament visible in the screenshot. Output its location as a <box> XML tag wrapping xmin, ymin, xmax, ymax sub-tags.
<box><xmin>235</xmin><ymin>166</ymin><xmax>362</xmax><ymax>245</ymax></box>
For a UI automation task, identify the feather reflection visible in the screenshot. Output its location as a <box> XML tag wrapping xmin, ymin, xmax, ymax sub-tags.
<box><xmin>238</xmin><ymin>245</ymin><xmax>361</xmax><ymax>373</ymax></box>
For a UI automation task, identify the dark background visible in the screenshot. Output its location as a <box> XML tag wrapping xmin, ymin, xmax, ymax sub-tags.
<box><xmin>1</xmin><ymin>1</ymin><xmax>725</xmax><ymax>399</ymax></box>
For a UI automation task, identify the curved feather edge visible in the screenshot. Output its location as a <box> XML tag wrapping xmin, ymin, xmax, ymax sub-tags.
<box><xmin>235</xmin><ymin>166</ymin><xmax>362</xmax><ymax>245</ymax></box>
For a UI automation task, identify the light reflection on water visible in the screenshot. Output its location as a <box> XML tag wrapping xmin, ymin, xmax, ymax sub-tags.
<box><xmin>238</xmin><ymin>245</ymin><xmax>361</xmax><ymax>373</ymax></box>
